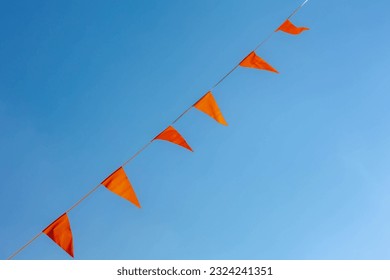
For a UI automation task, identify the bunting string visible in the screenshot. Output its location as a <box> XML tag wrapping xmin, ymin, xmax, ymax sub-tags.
<box><xmin>7</xmin><ymin>0</ymin><xmax>310</xmax><ymax>259</ymax></box>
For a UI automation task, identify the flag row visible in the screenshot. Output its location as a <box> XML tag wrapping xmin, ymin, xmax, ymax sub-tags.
<box><xmin>40</xmin><ymin>19</ymin><xmax>309</xmax><ymax>258</ymax></box>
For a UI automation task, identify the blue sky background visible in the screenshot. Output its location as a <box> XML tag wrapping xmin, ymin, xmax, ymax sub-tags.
<box><xmin>1</xmin><ymin>0</ymin><xmax>390</xmax><ymax>260</ymax></box>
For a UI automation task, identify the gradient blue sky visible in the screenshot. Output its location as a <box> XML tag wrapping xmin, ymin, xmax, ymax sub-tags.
<box><xmin>1</xmin><ymin>0</ymin><xmax>390</xmax><ymax>260</ymax></box>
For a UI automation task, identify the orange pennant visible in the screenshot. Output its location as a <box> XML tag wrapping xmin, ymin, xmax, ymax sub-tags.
<box><xmin>194</xmin><ymin>91</ymin><xmax>227</xmax><ymax>126</ymax></box>
<box><xmin>276</xmin><ymin>19</ymin><xmax>309</xmax><ymax>35</ymax></box>
<box><xmin>101</xmin><ymin>167</ymin><xmax>141</xmax><ymax>208</ymax></box>
<box><xmin>154</xmin><ymin>125</ymin><xmax>193</xmax><ymax>151</ymax></box>
<box><xmin>239</xmin><ymin>51</ymin><xmax>279</xmax><ymax>73</ymax></box>
<box><xmin>43</xmin><ymin>213</ymin><xmax>74</xmax><ymax>258</ymax></box>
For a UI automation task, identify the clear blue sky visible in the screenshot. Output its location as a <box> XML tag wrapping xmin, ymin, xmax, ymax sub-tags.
<box><xmin>1</xmin><ymin>0</ymin><xmax>390</xmax><ymax>260</ymax></box>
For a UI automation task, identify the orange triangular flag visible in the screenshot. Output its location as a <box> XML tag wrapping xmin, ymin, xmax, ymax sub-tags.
<box><xmin>43</xmin><ymin>213</ymin><xmax>74</xmax><ymax>258</ymax></box>
<box><xmin>239</xmin><ymin>51</ymin><xmax>279</xmax><ymax>73</ymax></box>
<box><xmin>276</xmin><ymin>19</ymin><xmax>309</xmax><ymax>35</ymax></box>
<box><xmin>194</xmin><ymin>91</ymin><xmax>227</xmax><ymax>126</ymax></box>
<box><xmin>154</xmin><ymin>125</ymin><xmax>193</xmax><ymax>151</ymax></box>
<box><xmin>101</xmin><ymin>167</ymin><xmax>141</xmax><ymax>208</ymax></box>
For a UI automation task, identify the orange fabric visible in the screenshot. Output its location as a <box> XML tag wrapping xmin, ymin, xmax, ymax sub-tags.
<box><xmin>276</xmin><ymin>19</ymin><xmax>309</xmax><ymax>35</ymax></box>
<box><xmin>194</xmin><ymin>91</ymin><xmax>227</xmax><ymax>126</ymax></box>
<box><xmin>43</xmin><ymin>213</ymin><xmax>74</xmax><ymax>258</ymax></box>
<box><xmin>154</xmin><ymin>125</ymin><xmax>193</xmax><ymax>151</ymax></box>
<box><xmin>239</xmin><ymin>51</ymin><xmax>279</xmax><ymax>73</ymax></box>
<box><xmin>101</xmin><ymin>167</ymin><xmax>141</xmax><ymax>208</ymax></box>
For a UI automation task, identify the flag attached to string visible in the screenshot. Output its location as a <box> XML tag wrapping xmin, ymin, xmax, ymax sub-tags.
<box><xmin>194</xmin><ymin>91</ymin><xmax>227</xmax><ymax>126</ymax></box>
<box><xmin>239</xmin><ymin>51</ymin><xmax>279</xmax><ymax>73</ymax></box>
<box><xmin>154</xmin><ymin>125</ymin><xmax>193</xmax><ymax>151</ymax></box>
<box><xmin>43</xmin><ymin>213</ymin><xmax>74</xmax><ymax>258</ymax></box>
<box><xmin>276</xmin><ymin>19</ymin><xmax>309</xmax><ymax>35</ymax></box>
<box><xmin>101</xmin><ymin>167</ymin><xmax>141</xmax><ymax>208</ymax></box>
